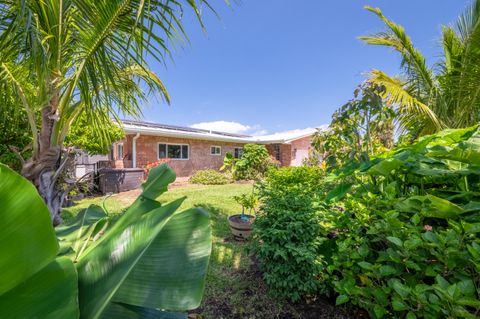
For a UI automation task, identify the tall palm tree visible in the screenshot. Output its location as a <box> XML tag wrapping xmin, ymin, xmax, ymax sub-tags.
<box><xmin>0</xmin><ymin>0</ymin><xmax>212</xmax><ymax>224</ymax></box>
<box><xmin>360</xmin><ymin>0</ymin><xmax>480</xmax><ymax>137</ymax></box>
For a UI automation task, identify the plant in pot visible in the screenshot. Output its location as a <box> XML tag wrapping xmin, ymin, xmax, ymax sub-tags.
<box><xmin>228</xmin><ymin>193</ymin><xmax>258</xmax><ymax>240</ymax></box>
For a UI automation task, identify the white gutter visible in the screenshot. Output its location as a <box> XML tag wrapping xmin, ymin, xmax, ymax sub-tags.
<box><xmin>132</xmin><ymin>132</ymin><xmax>140</xmax><ymax>168</ymax></box>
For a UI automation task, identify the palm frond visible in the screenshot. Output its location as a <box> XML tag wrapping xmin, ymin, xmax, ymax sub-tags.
<box><xmin>367</xmin><ymin>70</ymin><xmax>444</xmax><ymax>134</ymax></box>
<box><xmin>360</xmin><ymin>6</ymin><xmax>435</xmax><ymax>95</ymax></box>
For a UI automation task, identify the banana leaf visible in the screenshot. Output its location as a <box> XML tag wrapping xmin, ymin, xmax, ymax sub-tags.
<box><xmin>76</xmin><ymin>164</ymin><xmax>212</xmax><ymax>319</ymax></box>
<box><xmin>0</xmin><ymin>164</ymin><xmax>58</xmax><ymax>295</ymax></box>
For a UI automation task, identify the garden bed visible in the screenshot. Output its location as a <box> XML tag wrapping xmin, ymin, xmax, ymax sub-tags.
<box><xmin>62</xmin><ymin>183</ymin><xmax>359</xmax><ymax>318</ymax></box>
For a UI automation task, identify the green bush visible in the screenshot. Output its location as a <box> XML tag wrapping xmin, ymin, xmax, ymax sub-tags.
<box><xmin>251</xmin><ymin>166</ymin><xmax>331</xmax><ymax>302</ymax></box>
<box><xmin>253</xmin><ymin>126</ymin><xmax>480</xmax><ymax>317</ymax></box>
<box><xmin>222</xmin><ymin>144</ymin><xmax>276</xmax><ymax>180</ymax></box>
<box><xmin>322</xmin><ymin>126</ymin><xmax>480</xmax><ymax>318</ymax></box>
<box><xmin>189</xmin><ymin>169</ymin><xmax>231</xmax><ymax>185</ymax></box>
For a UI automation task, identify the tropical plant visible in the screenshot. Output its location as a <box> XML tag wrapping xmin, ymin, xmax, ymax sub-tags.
<box><xmin>233</xmin><ymin>192</ymin><xmax>258</xmax><ymax>218</ymax></box>
<box><xmin>189</xmin><ymin>169</ymin><xmax>231</xmax><ymax>185</ymax></box>
<box><xmin>0</xmin><ymin>0</ymin><xmax>213</xmax><ymax>224</ymax></box>
<box><xmin>251</xmin><ymin>166</ymin><xmax>330</xmax><ymax>302</ymax></box>
<box><xmin>312</xmin><ymin>82</ymin><xmax>395</xmax><ymax>170</ymax></box>
<box><xmin>254</xmin><ymin>126</ymin><xmax>480</xmax><ymax>316</ymax></box>
<box><xmin>0</xmin><ymin>163</ymin><xmax>212</xmax><ymax>318</ymax></box>
<box><xmin>323</xmin><ymin>125</ymin><xmax>480</xmax><ymax>318</ymax></box>
<box><xmin>222</xmin><ymin>144</ymin><xmax>275</xmax><ymax>180</ymax></box>
<box><xmin>360</xmin><ymin>0</ymin><xmax>480</xmax><ymax>137</ymax></box>
<box><xmin>65</xmin><ymin>113</ymin><xmax>125</xmax><ymax>155</ymax></box>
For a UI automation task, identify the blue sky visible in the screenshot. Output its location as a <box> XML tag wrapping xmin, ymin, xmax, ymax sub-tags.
<box><xmin>139</xmin><ymin>0</ymin><xmax>470</xmax><ymax>135</ymax></box>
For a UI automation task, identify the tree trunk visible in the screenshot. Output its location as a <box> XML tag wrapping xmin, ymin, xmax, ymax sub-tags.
<box><xmin>21</xmin><ymin>147</ymin><xmax>73</xmax><ymax>226</ymax></box>
<box><xmin>21</xmin><ymin>87</ymin><xmax>73</xmax><ymax>226</ymax></box>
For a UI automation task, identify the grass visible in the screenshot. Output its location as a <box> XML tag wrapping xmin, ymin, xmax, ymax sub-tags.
<box><xmin>62</xmin><ymin>183</ymin><xmax>295</xmax><ymax>318</ymax></box>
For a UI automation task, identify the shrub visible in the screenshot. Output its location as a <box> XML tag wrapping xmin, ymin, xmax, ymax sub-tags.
<box><xmin>253</xmin><ymin>126</ymin><xmax>480</xmax><ymax>317</ymax></box>
<box><xmin>189</xmin><ymin>169</ymin><xmax>231</xmax><ymax>185</ymax></box>
<box><xmin>251</xmin><ymin>166</ymin><xmax>331</xmax><ymax>302</ymax></box>
<box><xmin>322</xmin><ymin>126</ymin><xmax>480</xmax><ymax>318</ymax></box>
<box><xmin>222</xmin><ymin>144</ymin><xmax>277</xmax><ymax>180</ymax></box>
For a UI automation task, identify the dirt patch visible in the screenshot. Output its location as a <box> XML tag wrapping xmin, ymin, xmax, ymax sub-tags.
<box><xmin>194</xmin><ymin>256</ymin><xmax>361</xmax><ymax>319</ymax></box>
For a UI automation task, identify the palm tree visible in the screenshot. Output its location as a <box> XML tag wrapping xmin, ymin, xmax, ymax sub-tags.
<box><xmin>360</xmin><ymin>0</ymin><xmax>480</xmax><ymax>137</ymax></box>
<box><xmin>0</xmin><ymin>0</ymin><xmax>212</xmax><ymax>224</ymax></box>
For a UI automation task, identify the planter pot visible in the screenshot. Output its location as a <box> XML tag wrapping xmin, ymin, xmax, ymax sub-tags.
<box><xmin>228</xmin><ymin>214</ymin><xmax>255</xmax><ymax>240</ymax></box>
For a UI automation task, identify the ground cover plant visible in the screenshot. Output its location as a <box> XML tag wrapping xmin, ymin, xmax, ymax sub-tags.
<box><xmin>189</xmin><ymin>169</ymin><xmax>231</xmax><ymax>185</ymax></box>
<box><xmin>252</xmin><ymin>125</ymin><xmax>480</xmax><ymax>318</ymax></box>
<box><xmin>0</xmin><ymin>164</ymin><xmax>212</xmax><ymax>318</ymax></box>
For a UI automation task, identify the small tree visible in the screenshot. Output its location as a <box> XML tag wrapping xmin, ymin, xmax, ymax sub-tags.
<box><xmin>222</xmin><ymin>144</ymin><xmax>274</xmax><ymax>180</ymax></box>
<box><xmin>312</xmin><ymin>82</ymin><xmax>395</xmax><ymax>170</ymax></box>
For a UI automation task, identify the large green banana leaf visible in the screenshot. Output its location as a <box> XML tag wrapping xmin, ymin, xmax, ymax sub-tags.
<box><xmin>75</xmin><ymin>164</ymin><xmax>212</xmax><ymax>318</ymax></box>
<box><xmin>0</xmin><ymin>164</ymin><xmax>78</xmax><ymax>318</ymax></box>
<box><xmin>0</xmin><ymin>164</ymin><xmax>59</xmax><ymax>295</ymax></box>
<box><xmin>56</xmin><ymin>205</ymin><xmax>108</xmax><ymax>259</ymax></box>
<box><xmin>0</xmin><ymin>257</ymin><xmax>79</xmax><ymax>318</ymax></box>
<box><xmin>0</xmin><ymin>163</ymin><xmax>212</xmax><ymax>319</ymax></box>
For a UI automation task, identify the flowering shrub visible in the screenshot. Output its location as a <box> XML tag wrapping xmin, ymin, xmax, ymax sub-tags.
<box><xmin>143</xmin><ymin>159</ymin><xmax>170</xmax><ymax>179</ymax></box>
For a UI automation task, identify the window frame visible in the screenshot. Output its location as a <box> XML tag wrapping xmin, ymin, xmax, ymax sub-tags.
<box><xmin>210</xmin><ymin>145</ymin><xmax>222</xmax><ymax>156</ymax></box>
<box><xmin>157</xmin><ymin>142</ymin><xmax>189</xmax><ymax>160</ymax></box>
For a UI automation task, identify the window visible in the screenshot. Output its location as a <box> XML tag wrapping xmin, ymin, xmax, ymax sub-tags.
<box><xmin>158</xmin><ymin>143</ymin><xmax>189</xmax><ymax>160</ymax></box>
<box><xmin>211</xmin><ymin>146</ymin><xmax>221</xmax><ymax>155</ymax></box>
<box><xmin>117</xmin><ymin>143</ymin><xmax>124</xmax><ymax>159</ymax></box>
<box><xmin>234</xmin><ymin>147</ymin><xmax>243</xmax><ymax>159</ymax></box>
<box><xmin>273</xmin><ymin>144</ymin><xmax>281</xmax><ymax>161</ymax></box>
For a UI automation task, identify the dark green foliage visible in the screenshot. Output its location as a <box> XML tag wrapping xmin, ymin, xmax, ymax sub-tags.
<box><xmin>222</xmin><ymin>144</ymin><xmax>275</xmax><ymax>180</ymax></box>
<box><xmin>323</xmin><ymin>125</ymin><xmax>480</xmax><ymax>318</ymax></box>
<box><xmin>65</xmin><ymin>112</ymin><xmax>124</xmax><ymax>155</ymax></box>
<box><xmin>251</xmin><ymin>166</ymin><xmax>331</xmax><ymax>301</ymax></box>
<box><xmin>0</xmin><ymin>104</ymin><xmax>32</xmax><ymax>171</ymax></box>
<box><xmin>254</xmin><ymin>126</ymin><xmax>480</xmax><ymax>317</ymax></box>
<box><xmin>189</xmin><ymin>169</ymin><xmax>231</xmax><ymax>185</ymax></box>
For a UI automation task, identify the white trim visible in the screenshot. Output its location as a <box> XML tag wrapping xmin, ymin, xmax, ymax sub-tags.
<box><xmin>132</xmin><ymin>133</ymin><xmax>140</xmax><ymax>168</ymax></box>
<box><xmin>116</xmin><ymin>143</ymin><xmax>124</xmax><ymax>160</ymax></box>
<box><xmin>157</xmin><ymin>142</ymin><xmax>190</xmax><ymax>160</ymax></box>
<box><xmin>210</xmin><ymin>145</ymin><xmax>222</xmax><ymax>156</ymax></box>
<box><xmin>122</xmin><ymin>123</ymin><xmax>320</xmax><ymax>144</ymax></box>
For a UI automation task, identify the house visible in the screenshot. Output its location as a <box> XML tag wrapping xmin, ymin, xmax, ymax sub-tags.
<box><xmin>110</xmin><ymin>120</ymin><xmax>321</xmax><ymax>177</ymax></box>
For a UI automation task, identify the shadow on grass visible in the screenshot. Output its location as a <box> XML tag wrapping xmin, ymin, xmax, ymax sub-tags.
<box><xmin>194</xmin><ymin>203</ymin><xmax>234</xmax><ymax>238</ymax></box>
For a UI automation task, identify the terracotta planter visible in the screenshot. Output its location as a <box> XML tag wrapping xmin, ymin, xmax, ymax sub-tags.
<box><xmin>228</xmin><ymin>214</ymin><xmax>255</xmax><ymax>240</ymax></box>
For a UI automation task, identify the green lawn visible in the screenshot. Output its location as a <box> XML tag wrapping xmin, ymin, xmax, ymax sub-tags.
<box><xmin>62</xmin><ymin>183</ymin><xmax>304</xmax><ymax>318</ymax></box>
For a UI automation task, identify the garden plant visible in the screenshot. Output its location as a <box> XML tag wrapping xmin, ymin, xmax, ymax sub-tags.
<box><xmin>0</xmin><ymin>163</ymin><xmax>212</xmax><ymax>318</ymax></box>
<box><xmin>253</xmin><ymin>126</ymin><xmax>480</xmax><ymax>318</ymax></box>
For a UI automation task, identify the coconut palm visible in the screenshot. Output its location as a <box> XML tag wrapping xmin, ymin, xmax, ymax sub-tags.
<box><xmin>360</xmin><ymin>0</ymin><xmax>480</xmax><ymax>137</ymax></box>
<box><xmin>0</xmin><ymin>0</ymin><xmax>212</xmax><ymax>224</ymax></box>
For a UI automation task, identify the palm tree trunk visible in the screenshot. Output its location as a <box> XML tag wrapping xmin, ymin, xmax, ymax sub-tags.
<box><xmin>21</xmin><ymin>89</ymin><xmax>72</xmax><ymax>226</ymax></box>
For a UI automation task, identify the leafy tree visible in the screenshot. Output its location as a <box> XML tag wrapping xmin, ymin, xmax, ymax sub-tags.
<box><xmin>0</xmin><ymin>0</ymin><xmax>212</xmax><ymax>224</ymax></box>
<box><xmin>312</xmin><ymin>82</ymin><xmax>395</xmax><ymax>170</ymax></box>
<box><xmin>361</xmin><ymin>1</ymin><xmax>480</xmax><ymax>137</ymax></box>
<box><xmin>222</xmin><ymin>144</ymin><xmax>275</xmax><ymax>180</ymax></box>
<box><xmin>65</xmin><ymin>113</ymin><xmax>124</xmax><ymax>155</ymax></box>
